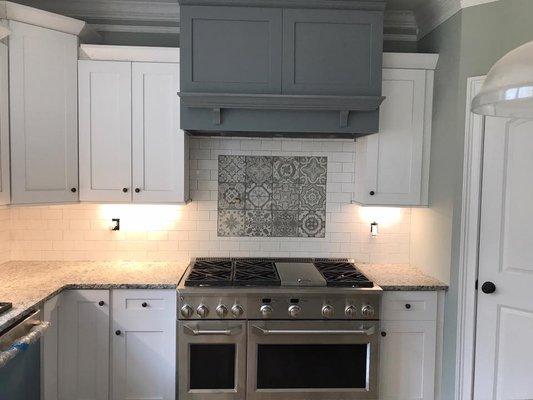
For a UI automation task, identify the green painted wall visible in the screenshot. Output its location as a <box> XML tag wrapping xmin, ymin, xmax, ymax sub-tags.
<box><xmin>412</xmin><ymin>1</ymin><xmax>533</xmax><ymax>398</ymax></box>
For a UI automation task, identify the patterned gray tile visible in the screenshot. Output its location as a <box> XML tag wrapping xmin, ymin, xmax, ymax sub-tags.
<box><xmin>218</xmin><ymin>155</ymin><xmax>246</xmax><ymax>183</ymax></box>
<box><xmin>245</xmin><ymin>182</ymin><xmax>272</xmax><ymax>210</ymax></box>
<box><xmin>272</xmin><ymin>211</ymin><xmax>299</xmax><ymax>237</ymax></box>
<box><xmin>245</xmin><ymin>210</ymin><xmax>272</xmax><ymax>237</ymax></box>
<box><xmin>246</xmin><ymin>156</ymin><xmax>273</xmax><ymax>184</ymax></box>
<box><xmin>299</xmin><ymin>184</ymin><xmax>326</xmax><ymax>210</ymax></box>
<box><xmin>272</xmin><ymin>182</ymin><xmax>299</xmax><ymax>210</ymax></box>
<box><xmin>273</xmin><ymin>157</ymin><xmax>299</xmax><ymax>183</ymax></box>
<box><xmin>299</xmin><ymin>210</ymin><xmax>326</xmax><ymax>238</ymax></box>
<box><xmin>218</xmin><ymin>210</ymin><xmax>245</xmax><ymax>237</ymax></box>
<box><xmin>218</xmin><ymin>182</ymin><xmax>245</xmax><ymax>210</ymax></box>
<box><xmin>300</xmin><ymin>156</ymin><xmax>327</xmax><ymax>185</ymax></box>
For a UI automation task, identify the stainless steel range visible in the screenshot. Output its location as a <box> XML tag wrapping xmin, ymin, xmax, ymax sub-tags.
<box><xmin>177</xmin><ymin>258</ymin><xmax>382</xmax><ymax>400</ymax></box>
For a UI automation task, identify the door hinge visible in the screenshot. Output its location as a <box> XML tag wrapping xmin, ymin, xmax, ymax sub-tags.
<box><xmin>475</xmin><ymin>279</ymin><xmax>478</xmax><ymax>290</ymax></box>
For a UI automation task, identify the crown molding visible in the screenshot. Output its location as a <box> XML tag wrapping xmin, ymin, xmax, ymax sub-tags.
<box><xmin>89</xmin><ymin>24</ymin><xmax>179</xmax><ymax>35</ymax></box>
<box><xmin>384</xmin><ymin>10</ymin><xmax>418</xmax><ymax>42</ymax></box>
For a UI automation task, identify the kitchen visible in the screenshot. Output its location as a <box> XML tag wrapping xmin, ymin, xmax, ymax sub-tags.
<box><xmin>1</xmin><ymin>0</ymin><xmax>533</xmax><ymax>399</ymax></box>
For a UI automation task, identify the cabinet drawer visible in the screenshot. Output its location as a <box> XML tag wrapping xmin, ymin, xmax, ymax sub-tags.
<box><xmin>381</xmin><ymin>291</ymin><xmax>437</xmax><ymax>321</ymax></box>
<box><xmin>112</xmin><ymin>290</ymin><xmax>176</xmax><ymax>327</ymax></box>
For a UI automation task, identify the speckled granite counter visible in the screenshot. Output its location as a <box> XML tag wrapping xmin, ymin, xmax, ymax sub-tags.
<box><xmin>357</xmin><ymin>263</ymin><xmax>448</xmax><ymax>291</ymax></box>
<box><xmin>0</xmin><ymin>260</ymin><xmax>447</xmax><ymax>333</ymax></box>
<box><xmin>0</xmin><ymin>261</ymin><xmax>188</xmax><ymax>332</ymax></box>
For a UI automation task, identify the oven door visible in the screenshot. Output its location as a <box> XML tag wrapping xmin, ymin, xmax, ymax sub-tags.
<box><xmin>178</xmin><ymin>321</ymin><xmax>247</xmax><ymax>400</ymax></box>
<box><xmin>247</xmin><ymin>320</ymin><xmax>379</xmax><ymax>400</ymax></box>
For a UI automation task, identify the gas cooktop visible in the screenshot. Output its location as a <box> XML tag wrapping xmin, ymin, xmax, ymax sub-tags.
<box><xmin>183</xmin><ymin>258</ymin><xmax>373</xmax><ymax>288</ymax></box>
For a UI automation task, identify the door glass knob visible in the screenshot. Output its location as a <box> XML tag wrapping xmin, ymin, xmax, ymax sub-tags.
<box><xmin>481</xmin><ymin>281</ymin><xmax>496</xmax><ymax>294</ymax></box>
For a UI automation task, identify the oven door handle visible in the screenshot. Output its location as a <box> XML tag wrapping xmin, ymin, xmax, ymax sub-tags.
<box><xmin>183</xmin><ymin>324</ymin><xmax>242</xmax><ymax>336</ymax></box>
<box><xmin>252</xmin><ymin>325</ymin><xmax>375</xmax><ymax>336</ymax></box>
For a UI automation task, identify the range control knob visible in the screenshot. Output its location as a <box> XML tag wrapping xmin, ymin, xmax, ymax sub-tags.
<box><xmin>345</xmin><ymin>305</ymin><xmax>358</xmax><ymax>318</ymax></box>
<box><xmin>260</xmin><ymin>304</ymin><xmax>273</xmax><ymax>318</ymax></box>
<box><xmin>196</xmin><ymin>305</ymin><xmax>209</xmax><ymax>318</ymax></box>
<box><xmin>180</xmin><ymin>304</ymin><xmax>193</xmax><ymax>318</ymax></box>
<box><xmin>288</xmin><ymin>305</ymin><xmax>301</xmax><ymax>318</ymax></box>
<box><xmin>231</xmin><ymin>304</ymin><xmax>244</xmax><ymax>318</ymax></box>
<box><xmin>216</xmin><ymin>305</ymin><xmax>228</xmax><ymax>318</ymax></box>
<box><xmin>321</xmin><ymin>305</ymin><xmax>335</xmax><ymax>319</ymax></box>
<box><xmin>361</xmin><ymin>305</ymin><xmax>375</xmax><ymax>318</ymax></box>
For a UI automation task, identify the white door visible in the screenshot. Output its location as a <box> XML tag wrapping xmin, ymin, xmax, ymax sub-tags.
<box><xmin>379</xmin><ymin>320</ymin><xmax>436</xmax><ymax>400</ymax></box>
<box><xmin>59</xmin><ymin>290</ymin><xmax>110</xmax><ymax>400</ymax></box>
<box><xmin>474</xmin><ymin>117</ymin><xmax>533</xmax><ymax>399</ymax></box>
<box><xmin>112</xmin><ymin>290</ymin><xmax>176</xmax><ymax>400</ymax></box>
<box><xmin>9</xmin><ymin>21</ymin><xmax>78</xmax><ymax>204</ymax></box>
<box><xmin>0</xmin><ymin>43</ymin><xmax>10</xmax><ymax>205</ymax></box>
<box><xmin>359</xmin><ymin>69</ymin><xmax>426</xmax><ymax>206</ymax></box>
<box><xmin>78</xmin><ymin>60</ymin><xmax>132</xmax><ymax>202</ymax></box>
<box><xmin>132</xmin><ymin>62</ymin><xmax>187</xmax><ymax>203</ymax></box>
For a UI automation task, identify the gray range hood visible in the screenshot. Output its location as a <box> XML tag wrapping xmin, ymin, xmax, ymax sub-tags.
<box><xmin>178</xmin><ymin>0</ymin><xmax>385</xmax><ymax>138</ymax></box>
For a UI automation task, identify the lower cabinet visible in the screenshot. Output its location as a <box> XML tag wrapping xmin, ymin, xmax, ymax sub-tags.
<box><xmin>379</xmin><ymin>291</ymin><xmax>441</xmax><ymax>400</ymax></box>
<box><xmin>43</xmin><ymin>289</ymin><xmax>176</xmax><ymax>400</ymax></box>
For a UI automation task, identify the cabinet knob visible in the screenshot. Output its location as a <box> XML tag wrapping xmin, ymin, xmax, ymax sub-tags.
<box><xmin>135</xmin><ymin>188</ymin><xmax>140</xmax><ymax>193</ymax></box>
<box><xmin>405</xmin><ymin>303</ymin><xmax>411</xmax><ymax>310</ymax></box>
<box><xmin>122</xmin><ymin>188</ymin><xmax>129</xmax><ymax>193</ymax></box>
<box><xmin>71</xmin><ymin>187</ymin><xmax>77</xmax><ymax>193</ymax></box>
<box><xmin>381</xmin><ymin>331</ymin><xmax>387</xmax><ymax>337</ymax></box>
<box><xmin>141</xmin><ymin>302</ymin><xmax>148</xmax><ymax>308</ymax></box>
<box><xmin>115</xmin><ymin>330</ymin><xmax>122</xmax><ymax>336</ymax></box>
<box><xmin>369</xmin><ymin>191</ymin><xmax>375</xmax><ymax>196</ymax></box>
<box><xmin>98</xmin><ymin>301</ymin><xmax>105</xmax><ymax>306</ymax></box>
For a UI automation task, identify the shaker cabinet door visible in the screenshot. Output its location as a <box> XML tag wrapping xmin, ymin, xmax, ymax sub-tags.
<box><xmin>9</xmin><ymin>21</ymin><xmax>78</xmax><ymax>204</ymax></box>
<box><xmin>78</xmin><ymin>60</ymin><xmax>132</xmax><ymax>202</ymax></box>
<box><xmin>132</xmin><ymin>62</ymin><xmax>188</xmax><ymax>203</ymax></box>
<box><xmin>0</xmin><ymin>43</ymin><xmax>10</xmax><ymax>205</ymax></box>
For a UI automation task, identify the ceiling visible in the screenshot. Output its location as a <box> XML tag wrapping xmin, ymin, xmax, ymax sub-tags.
<box><xmin>11</xmin><ymin>0</ymin><xmax>493</xmax><ymax>45</ymax></box>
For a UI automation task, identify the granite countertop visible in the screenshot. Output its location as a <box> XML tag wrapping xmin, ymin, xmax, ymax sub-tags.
<box><xmin>357</xmin><ymin>263</ymin><xmax>448</xmax><ymax>291</ymax></box>
<box><xmin>0</xmin><ymin>260</ymin><xmax>447</xmax><ymax>333</ymax></box>
<box><xmin>0</xmin><ymin>261</ymin><xmax>188</xmax><ymax>332</ymax></box>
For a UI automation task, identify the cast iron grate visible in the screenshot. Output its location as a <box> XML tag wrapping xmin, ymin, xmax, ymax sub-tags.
<box><xmin>233</xmin><ymin>260</ymin><xmax>280</xmax><ymax>286</ymax></box>
<box><xmin>314</xmin><ymin>261</ymin><xmax>373</xmax><ymax>288</ymax></box>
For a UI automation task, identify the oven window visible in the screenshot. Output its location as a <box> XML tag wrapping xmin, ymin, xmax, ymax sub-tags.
<box><xmin>257</xmin><ymin>344</ymin><xmax>368</xmax><ymax>389</ymax></box>
<box><xmin>190</xmin><ymin>344</ymin><xmax>235</xmax><ymax>389</ymax></box>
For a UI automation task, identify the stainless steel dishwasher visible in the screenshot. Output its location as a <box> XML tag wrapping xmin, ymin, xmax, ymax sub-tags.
<box><xmin>0</xmin><ymin>310</ymin><xmax>49</xmax><ymax>400</ymax></box>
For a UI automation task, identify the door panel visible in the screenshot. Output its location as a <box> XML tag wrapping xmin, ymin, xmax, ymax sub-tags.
<box><xmin>474</xmin><ymin>118</ymin><xmax>533</xmax><ymax>399</ymax></box>
<box><xmin>9</xmin><ymin>21</ymin><xmax>78</xmax><ymax>204</ymax></box>
<box><xmin>132</xmin><ymin>62</ymin><xmax>187</xmax><ymax>203</ymax></box>
<box><xmin>58</xmin><ymin>290</ymin><xmax>109</xmax><ymax>400</ymax></box>
<box><xmin>78</xmin><ymin>60</ymin><xmax>132</xmax><ymax>202</ymax></box>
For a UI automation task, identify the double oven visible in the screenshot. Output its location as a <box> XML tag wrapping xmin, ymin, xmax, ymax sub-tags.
<box><xmin>177</xmin><ymin>292</ymin><xmax>381</xmax><ymax>400</ymax></box>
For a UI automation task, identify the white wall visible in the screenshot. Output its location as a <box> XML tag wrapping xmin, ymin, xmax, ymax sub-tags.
<box><xmin>8</xmin><ymin>137</ymin><xmax>412</xmax><ymax>263</ymax></box>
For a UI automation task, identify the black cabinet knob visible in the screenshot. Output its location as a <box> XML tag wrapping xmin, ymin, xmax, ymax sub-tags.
<box><xmin>115</xmin><ymin>330</ymin><xmax>122</xmax><ymax>336</ymax></box>
<box><xmin>122</xmin><ymin>188</ymin><xmax>128</xmax><ymax>193</ymax></box>
<box><xmin>71</xmin><ymin>188</ymin><xmax>77</xmax><ymax>193</ymax></box>
<box><xmin>369</xmin><ymin>191</ymin><xmax>375</xmax><ymax>196</ymax></box>
<box><xmin>405</xmin><ymin>303</ymin><xmax>411</xmax><ymax>310</ymax></box>
<box><xmin>98</xmin><ymin>301</ymin><xmax>104</xmax><ymax>306</ymax></box>
<box><xmin>135</xmin><ymin>188</ymin><xmax>140</xmax><ymax>193</ymax></box>
<box><xmin>142</xmin><ymin>302</ymin><xmax>148</xmax><ymax>308</ymax></box>
<box><xmin>381</xmin><ymin>331</ymin><xmax>386</xmax><ymax>337</ymax></box>
<box><xmin>481</xmin><ymin>281</ymin><xmax>496</xmax><ymax>294</ymax></box>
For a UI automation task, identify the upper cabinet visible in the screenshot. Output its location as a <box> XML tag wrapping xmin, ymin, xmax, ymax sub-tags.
<box><xmin>354</xmin><ymin>53</ymin><xmax>438</xmax><ymax>207</ymax></box>
<box><xmin>9</xmin><ymin>21</ymin><xmax>79</xmax><ymax>204</ymax></box>
<box><xmin>178</xmin><ymin>0</ymin><xmax>385</xmax><ymax>136</ymax></box>
<box><xmin>78</xmin><ymin>47</ymin><xmax>189</xmax><ymax>204</ymax></box>
<box><xmin>0</xmin><ymin>42</ymin><xmax>10</xmax><ymax>206</ymax></box>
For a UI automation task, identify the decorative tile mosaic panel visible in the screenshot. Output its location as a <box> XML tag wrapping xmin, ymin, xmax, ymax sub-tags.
<box><xmin>218</xmin><ymin>155</ymin><xmax>327</xmax><ymax>238</ymax></box>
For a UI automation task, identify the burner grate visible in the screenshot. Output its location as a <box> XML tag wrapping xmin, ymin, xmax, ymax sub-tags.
<box><xmin>185</xmin><ymin>260</ymin><xmax>233</xmax><ymax>286</ymax></box>
<box><xmin>314</xmin><ymin>261</ymin><xmax>373</xmax><ymax>288</ymax></box>
<box><xmin>233</xmin><ymin>260</ymin><xmax>280</xmax><ymax>286</ymax></box>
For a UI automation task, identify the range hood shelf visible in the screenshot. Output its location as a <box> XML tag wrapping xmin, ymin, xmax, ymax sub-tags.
<box><xmin>178</xmin><ymin>92</ymin><xmax>385</xmax><ymax>127</ymax></box>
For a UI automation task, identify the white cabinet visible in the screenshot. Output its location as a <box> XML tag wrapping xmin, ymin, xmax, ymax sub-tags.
<box><xmin>0</xmin><ymin>42</ymin><xmax>10</xmax><ymax>205</ymax></box>
<box><xmin>9</xmin><ymin>21</ymin><xmax>78</xmax><ymax>204</ymax></box>
<box><xmin>111</xmin><ymin>290</ymin><xmax>176</xmax><ymax>400</ymax></box>
<box><xmin>354</xmin><ymin>54</ymin><xmax>436</xmax><ymax>206</ymax></box>
<box><xmin>78</xmin><ymin>61</ymin><xmax>132</xmax><ymax>202</ymax></box>
<box><xmin>79</xmin><ymin>59</ymin><xmax>189</xmax><ymax>203</ymax></box>
<box><xmin>58</xmin><ymin>290</ymin><xmax>110</xmax><ymax>400</ymax></box>
<box><xmin>379</xmin><ymin>291</ymin><xmax>439</xmax><ymax>400</ymax></box>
